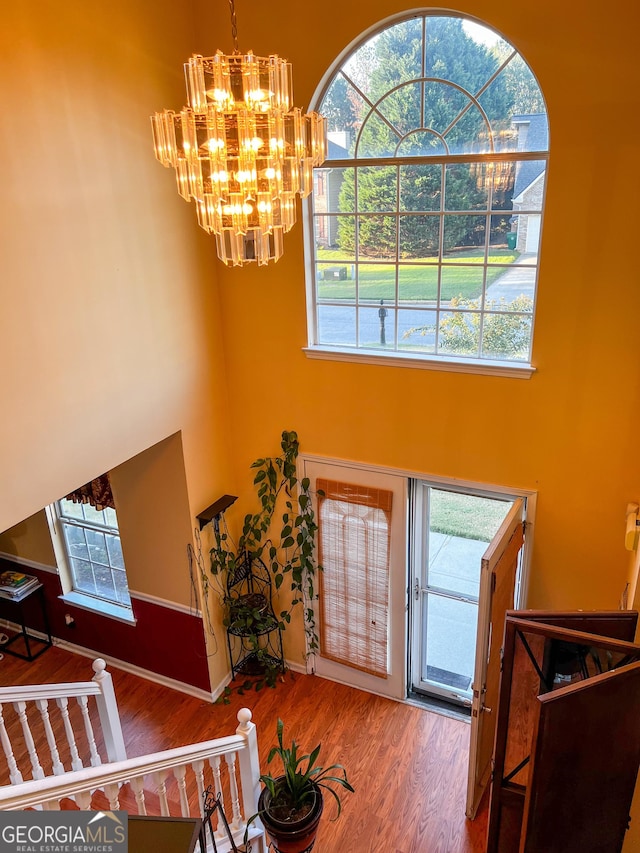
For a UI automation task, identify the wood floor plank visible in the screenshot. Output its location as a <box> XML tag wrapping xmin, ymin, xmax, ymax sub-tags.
<box><xmin>0</xmin><ymin>648</ymin><xmax>488</xmax><ymax>851</ymax></box>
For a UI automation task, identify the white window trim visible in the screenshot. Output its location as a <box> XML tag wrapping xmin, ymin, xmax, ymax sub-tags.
<box><xmin>45</xmin><ymin>505</ymin><xmax>135</xmax><ymax>625</ymax></box>
<box><xmin>58</xmin><ymin>590</ymin><xmax>136</xmax><ymax>625</ymax></box>
<box><xmin>303</xmin><ymin>345</ymin><xmax>535</xmax><ymax>379</ymax></box>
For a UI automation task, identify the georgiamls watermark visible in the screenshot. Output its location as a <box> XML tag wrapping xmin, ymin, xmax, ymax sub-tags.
<box><xmin>0</xmin><ymin>811</ymin><xmax>127</xmax><ymax>853</ymax></box>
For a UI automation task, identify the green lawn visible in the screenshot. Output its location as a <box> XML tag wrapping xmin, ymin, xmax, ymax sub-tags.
<box><xmin>316</xmin><ymin>248</ymin><xmax>518</xmax><ymax>302</ymax></box>
<box><xmin>430</xmin><ymin>491</ymin><xmax>512</xmax><ymax>543</ymax></box>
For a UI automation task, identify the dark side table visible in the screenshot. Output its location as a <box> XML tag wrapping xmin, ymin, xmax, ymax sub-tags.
<box><xmin>0</xmin><ymin>582</ymin><xmax>53</xmax><ymax>661</ymax></box>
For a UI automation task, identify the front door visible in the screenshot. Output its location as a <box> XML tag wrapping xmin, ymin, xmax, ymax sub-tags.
<box><xmin>410</xmin><ymin>484</ymin><xmax>518</xmax><ymax>707</ymax></box>
<box><xmin>466</xmin><ymin>498</ymin><xmax>525</xmax><ymax>818</ymax></box>
<box><xmin>301</xmin><ymin>458</ymin><xmax>407</xmax><ymax>700</ymax></box>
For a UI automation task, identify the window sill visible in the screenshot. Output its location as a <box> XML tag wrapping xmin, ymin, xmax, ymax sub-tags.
<box><xmin>59</xmin><ymin>591</ymin><xmax>136</xmax><ymax>626</ymax></box>
<box><xmin>303</xmin><ymin>346</ymin><xmax>535</xmax><ymax>379</ymax></box>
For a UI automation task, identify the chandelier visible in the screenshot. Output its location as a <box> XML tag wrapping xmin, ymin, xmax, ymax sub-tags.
<box><xmin>151</xmin><ymin>0</ymin><xmax>326</xmax><ymax>266</ymax></box>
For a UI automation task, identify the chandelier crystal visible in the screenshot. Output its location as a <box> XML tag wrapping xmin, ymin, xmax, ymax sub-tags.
<box><xmin>151</xmin><ymin>2</ymin><xmax>326</xmax><ymax>266</ymax></box>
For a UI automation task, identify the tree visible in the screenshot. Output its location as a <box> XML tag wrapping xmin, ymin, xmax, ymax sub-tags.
<box><xmin>493</xmin><ymin>45</ymin><xmax>545</xmax><ymax>116</ymax></box>
<box><xmin>412</xmin><ymin>295</ymin><xmax>533</xmax><ymax>359</ymax></box>
<box><xmin>334</xmin><ymin>16</ymin><xmax>516</xmax><ymax>258</ymax></box>
<box><xmin>321</xmin><ymin>75</ymin><xmax>357</xmax><ymax>137</ymax></box>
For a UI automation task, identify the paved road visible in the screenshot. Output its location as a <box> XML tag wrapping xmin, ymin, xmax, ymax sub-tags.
<box><xmin>317</xmin><ymin>254</ymin><xmax>538</xmax><ymax>347</ymax></box>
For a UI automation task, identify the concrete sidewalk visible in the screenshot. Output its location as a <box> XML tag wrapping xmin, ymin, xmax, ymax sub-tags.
<box><xmin>484</xmin><ymin>252</ymin><xmax>538</xmax><ymax>303</ymax></box>
<box><xmin>422</xmin><ymin>532</ymin><xmax>487</xmax><ymax>691</ymax></box>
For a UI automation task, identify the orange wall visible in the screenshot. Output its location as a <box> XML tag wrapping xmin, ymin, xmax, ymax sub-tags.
<box><xmin>209</xmin><ymin>0</ymin><xmax>640</xmax><ymax>617</ymax></box>
<box><xmin>110</xmin><ymin>433</ymin><xmax>194</xmax><ymax>605</ymax></box>
<box><xmin>0</xmin><ymin>512</ymin><xmax>56</xmax><ymax>566</ymax></box>
<box><xmin>0</xmin><ymin>0</ymin><xmax>234</xmax><ymax>536</ymax></box>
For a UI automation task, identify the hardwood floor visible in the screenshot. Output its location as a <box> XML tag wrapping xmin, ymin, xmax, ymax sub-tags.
<box><xmin>0</xmin><ymin>647</ymin><xmax>488</xmax><ymax>852</ymax></box>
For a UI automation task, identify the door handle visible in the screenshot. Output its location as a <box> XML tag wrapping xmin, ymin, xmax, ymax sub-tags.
<box><xmin>414</xmin><ymin>578</ymin><xmax>420</xmax><ymax>600</ymax></box>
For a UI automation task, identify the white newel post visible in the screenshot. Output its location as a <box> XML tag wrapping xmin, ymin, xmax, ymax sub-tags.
<box><xmin>236</xmin><ymin>708</ymin><xmax>262</xmax><ymax>825</ymax></box>
<box><xmin>91</xmin><ymin>659</ymin><xmax>127</xmax><ymax>762</ymax></box>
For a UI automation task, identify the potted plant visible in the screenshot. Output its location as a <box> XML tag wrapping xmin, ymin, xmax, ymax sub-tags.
<box><xmin>210</xmin><ymin>431</ymin><xmax>322</xmax><ymax>700</ymax></box>
<box><xmin>223</xmin><ymin>568</ymin><xmax>285</xmax><ymax>689</ymax></box>
<box><xmin>253</xmin><ymin>718</ymin><xmax>354</xmax><ymax>853</ymax></box>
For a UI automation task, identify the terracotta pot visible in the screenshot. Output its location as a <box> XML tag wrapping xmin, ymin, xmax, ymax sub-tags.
<box><xmin>258</xmin><ymin>779</ymin><xmax>324</xmax><ymax>853</ymax></box>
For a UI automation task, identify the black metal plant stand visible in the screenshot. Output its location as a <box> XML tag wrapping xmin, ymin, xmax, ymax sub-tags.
<box><xmin>200</xmin><ymin>786</ymin><xmax>251</xmax><ymax>853</ymax></box>
<box><xmin>225</xmin><ymin>552</ymin><xmax>284</xmax><ymax>681</ymax></box>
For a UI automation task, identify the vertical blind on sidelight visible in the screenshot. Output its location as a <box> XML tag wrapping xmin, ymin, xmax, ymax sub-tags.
<box><xmin>316</xmin><ymin>479</ymin><xmax>393</xmax><ymax>678</ymax></box>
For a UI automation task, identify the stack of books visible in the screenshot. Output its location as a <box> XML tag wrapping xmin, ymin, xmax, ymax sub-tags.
<box><xmin>0</xmin><ymin>570</ymin><xmax>39</xmax><ymax>598</ymax></box>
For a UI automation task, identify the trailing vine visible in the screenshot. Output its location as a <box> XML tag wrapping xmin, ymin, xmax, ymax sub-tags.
<box><xmin>210</xmin><ymin>430</ymin><xmax>321</xmax><ymax>696</ymax></box>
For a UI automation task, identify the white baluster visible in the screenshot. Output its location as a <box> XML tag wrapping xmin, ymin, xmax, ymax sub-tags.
<box><xmin>210</xmin><ymin>756</ymin><xmax>225</xmax><ymax>841</ymax></box>
<box><xmin>211</xmin><ymin>755</ymin><xmax>222</xmax><ymax>796</ymax></box>
<box><xmin>35</xmin><ymin>699</ymin><xmax>64</xmax><ymax>776</ymax></box>
<box><xmin>13</xmin><ymin>701</ymin><xmax>44</xmax><ymax>780</ymax></box>
<box><xmin>152</xmin><ymin>770</ymin><xmax>170</xmax><ymax>816</ymax></box>
<box><xmin>77</xmin><ymin>696</ymin><xmax>101</xmax><ymax>767</ymax></box>
<box><xmin>173</xmin><ymin>764</ymin><xmax>189</xmax><ymax>816</ymax></box>
<box><xmin>76</xmin><ymin>790</ymin><xmax>92</xmax><ymax>810</ymax></box>
<box><xmin>225</xmin><ymin>751</ymin><xmax>242</xmax><ymax>830</ymax></box>
<box><xmin>105</xmin><ymin>782</ymin><xmax>121</xmax><ymax>811</ymax></box>
<box><xmin>0</xmin><ymin>705</ymin><xmax>24</xmax><ymax>784</ymax></box>
<box><xmin>92</xmin><ymin>659</ymin><xmax>127</xmax><ymax>762</ymax></box>
<box><xmin>56</xmin><ymin>697</ymin><xmax>83</xmax><ymax>771</ymax></box>
<box><xmin>193</xmin><ymin>759</ymin><xmax>206</xmax><ymax>817</ymax></box>
<box><xmin>130</xmin><ymin>776</ymin><xmax>147</xmax><ymax>815</ymax></box>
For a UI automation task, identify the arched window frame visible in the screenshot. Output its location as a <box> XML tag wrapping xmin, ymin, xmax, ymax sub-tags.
<box><xmin>303</xmin><ymin>11</ymin><xmax>548</xmax><ymax>378</ymax></box>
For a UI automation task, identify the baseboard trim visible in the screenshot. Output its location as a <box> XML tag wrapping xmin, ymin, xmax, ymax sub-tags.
<box><xmin>0</xmin><ymin>608</ymin><xmax>310</xmax><ymax>704</ymax></box>
<box><xmin>52</xmin><ymin>638</ymin><xmax>215</xmax><ymax>702</ymax></box>
<box><xmin>209</xmin><ymin>671</ymin><xmax>233</xmax><ymax>703</ymax></box>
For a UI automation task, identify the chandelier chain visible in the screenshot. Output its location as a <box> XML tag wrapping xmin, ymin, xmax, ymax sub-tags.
<box><xmin>228</xmin><ymin>0</ymin><xmax>240</xmax><ymax>54</ymax></box>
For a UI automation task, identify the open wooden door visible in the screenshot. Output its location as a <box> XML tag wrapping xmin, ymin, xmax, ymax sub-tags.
<box><xmin>466</xmin><ymin>499</ymin><xmax>525</xmax><ymax>818</ymax></box>
<box><xmin>487</xmin><ymin>614</ymin><xmax>640</xmax><ymax>853</ymax></box>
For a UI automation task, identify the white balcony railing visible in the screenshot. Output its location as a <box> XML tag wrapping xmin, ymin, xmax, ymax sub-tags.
<box><xmin>0</xmin><ymin>660</ymin><xmax>265</xmax><ymax>852</ymax></box>
<box><xmin>0</xmin><ymin>658</ymin><xmax>126</xmax><ymax>785</ymax></box>
<box><xmin>0</xmin><ymin>709</ymin><xmax>264</xmax><ymax>851</ymax></box>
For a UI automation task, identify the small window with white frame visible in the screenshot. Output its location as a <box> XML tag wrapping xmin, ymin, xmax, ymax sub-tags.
<box><xmin>55</xmin><ymin>499</ymin><xmax>131</xmax><ymax>606</ymax></box>
<box><xmin>48</xmin><ymin>477</ymin><xmax>133</xmax><ymax>621</ymax></box>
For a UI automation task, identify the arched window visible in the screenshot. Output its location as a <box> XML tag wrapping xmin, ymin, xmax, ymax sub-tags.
<box><xmin>305</xmin><ymin>13</ymin><xmax>548</xmax><ymax>375</ymax></box>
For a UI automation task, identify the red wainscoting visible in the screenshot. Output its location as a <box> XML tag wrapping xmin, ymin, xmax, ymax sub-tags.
<box><xmin>0</xmin><ymin>559</ymin><xmax>211</xmax><ymax>693</ymax></box>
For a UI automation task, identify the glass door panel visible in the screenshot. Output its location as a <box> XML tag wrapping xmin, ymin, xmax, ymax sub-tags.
<box><xmin>422</xmin><ymin>592</ymin><xmax>478</xmax><ymax>694</ymax></box>
<box><xmin>411</xmin><ymin>483</ymin><xmax>514</xmax><ymax>705</ymax></box>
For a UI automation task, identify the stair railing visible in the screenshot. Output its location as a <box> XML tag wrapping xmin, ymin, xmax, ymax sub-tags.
<box><xmin>0</xmin><ymin>709</ymin><xmax>264</xmax><ymax>852</ymax></box>
<box><xmin>0</xmin><ymin>658</ymin><xmax>126</xmax><ymax>786</ymax></box>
